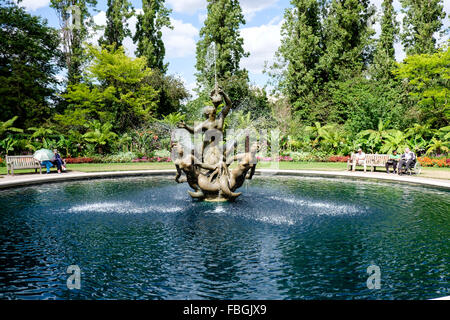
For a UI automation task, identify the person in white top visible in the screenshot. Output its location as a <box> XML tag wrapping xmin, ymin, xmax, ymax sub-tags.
<box><xmin>352</xmin><ymin>148</ymin><xmax>366</xmax><ymax>172</ymax></box>
<box><xmin>398</xmin><ymin>147</ymin><xmax>416</xmax><ymax>175</ymax></box>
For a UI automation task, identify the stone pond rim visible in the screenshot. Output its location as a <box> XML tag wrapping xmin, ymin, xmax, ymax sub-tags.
<box><xmin>0</xmin><ymin>169</ymin><xmax>449</xmax><ymax>190</ymax></box>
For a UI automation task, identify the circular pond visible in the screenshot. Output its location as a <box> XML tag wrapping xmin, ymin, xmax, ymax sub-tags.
<box><xmin>0</xmin><ymin>176</ymin><xmax>448</xmax><ymax>299</ymax></box>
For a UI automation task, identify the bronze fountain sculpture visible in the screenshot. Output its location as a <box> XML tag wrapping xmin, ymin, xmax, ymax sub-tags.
<box><xmin>173</xmin><ymin>87</ymin><xmax>258</xmax><ymax>201</ymax></box>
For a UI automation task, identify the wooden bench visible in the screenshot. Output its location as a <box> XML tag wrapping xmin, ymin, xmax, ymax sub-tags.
<box><xmin>347</xmin><ymin>153</ymin><xmax>389</xmax><ymax>172</ymax></box>
<box><xmin>6</xmin><ymin>155</ymin><xmax>42</xmax><ymax>175</ymax></box>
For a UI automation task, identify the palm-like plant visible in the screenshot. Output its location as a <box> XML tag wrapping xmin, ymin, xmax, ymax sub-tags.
<box><xmin>82</xmin><ymin>121</ymin><xmax>117</xmax><ymax>154</ymax></box>
<box><xmin>437</xmin><ymin>126</ymin><xmax>450</xmax><ymax>141</ymax></box>
<box><xmin>159</xmin><ymin>112</ymin><xmax>186</xmax><ymax>128</ymax></box>
<box><xmin>0</xmin><ymin>116</ymin><xmax>23</xmax><ymax>137</ymax></box>
<box><xmin>27</xmin><ymin>127</ymin><xmax>54</xmax><ymax>146</ymax></box>
<box><xmin>305</xmin><ymin>122</ymin><xmax>323</xmax><ymax>149</ymax></box>
<box><xmin>358</xmin><ymin>119</ymin><xmax>392</xmax><ymax>153</ymax></box>
<box><xmin>117</xmin><ymin>133</ymin><xmax>133</xmax><ymax>152</ymax></box>
<box><xmin>0</xmin><ymin>136</ymin><xmax>17</xmax><ymax>155</ymax></box>
<box><xmin>426</xmin><ymin>138</ymin><xmax>449</xmax><ymax>156</ymax></box>
<box><xmin>56</xmin><ymin>135</ymin><xmax>73</xmax><ymax>157</ymax></box>
<box><xmin>318</xmin><ymin>124</ymin><xmax>348</xmax><ymax>154</ymax></box>
<box><xmin>380</xmin><ymin>130</ymin><xmax>410</xmax><ymax>154</ymax></box>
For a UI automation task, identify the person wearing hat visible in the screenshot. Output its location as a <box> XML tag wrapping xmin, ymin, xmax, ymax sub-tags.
<box><xmin>352</xmin><ymin>148</ymin><xmax>366</xmax><ymax>172</ymax></box>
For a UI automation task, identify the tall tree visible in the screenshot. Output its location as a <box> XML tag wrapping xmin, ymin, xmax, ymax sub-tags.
<box><xmin>0</xmin><ymin>3</ymin><xmax>61</xmax><ymax>128</ymax></box>
<box><xmin>400</xmin><ymin>0</ymin><xmax>446</xmax><ymax>55</ymax></box>
<box><xmin>100</xmin><ymin>0</ymin><xmax>133</xmax><ymax>49</ymax></box>
<box><xmin>195</xmin><ymin>0</ymin><xmax>249</xmax><ymax>103</ymax></box>
<box><xmin>320</xmin><ymin>0</ymin><xmax>375</xmax><ymax>82</ymax></box>
<box><xmin>270</xmin><ymin>0</ymin><xmax>325</xmax><ymax>113</ymax></box>
<box><xmin>50</xmin><ymin>0</ymin><xmax>98</xmax><ymax>85</ymax></box>
<box><xmin>371</xmin><ymin>0</ymin><xmax>399</xmax><ymax>80</ymax></box>
<box><xmin>133</xmin><ymin>0</ymin><xmax>172</xmax><ymax>72</ymax></box>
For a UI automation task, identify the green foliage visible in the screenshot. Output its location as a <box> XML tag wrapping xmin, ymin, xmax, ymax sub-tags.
<box><xmin>426</xmin><ymin>138</ymin><xmax>449</xmax><ymax>155</ymax></box>
<box><xmin>320</xmin><ymin>0</ymin><xmax>375</xmax><ymax>82</ymax></box>
<box><xmin>271</xmin><ymin>0</ymin><xmax>324</xmax><ymax>107</ymax></box>
<box><xmin>58</xmin><ymin>45</ymin><xmax>159</xmax><ymax>133</ymax></box>
<box><xmin>358</xmin><ymin>119</ymin><xmax>393</xmax><ymax>152</ymax></box>
<box><xmin>379</xmin><ymin>130</ymin><xmax>410</xmax><ymax>154</ymax></box>
<box><xmin>394</xmin><ymin>45</ymin><xmax>449</xmax><ymax>127</ymax></box>
<box><xmin>50</xmin><ymin>0</ymin><xmax>98</xmax><ymax>84</ymax></box>
<box><xmin>133</xmin><ymin>0</ymin><xmax>172</xmax><ymax>72</ymax></box>
<box><xmin>400</xmin><ymin>0</ymin><xmax>446</xmax><ymax>55</ymax></box>
<box><xmin>325</xmin><ymin>76</ymin><xmax>410</xmax><ymax>132</ymax></box>
<box><xmin>158</xmin><ymin>112</ymin><xmax>186</xmax><ymax>128</ymax></box>
<box><xmin>82</xmin><ymin>121</ymin><xmax>117</xmax><ymax>154</ymax></box>
<box><xmin>102</xmin><ymin>151</ymin><xmax>137</xmax><ymax>162</ymax></box>
<box><xmin>371</xmin><ymin>0</ymin><xmax>399</xmax><ymax>80</ymax></box>
<box><xmin>0</xmin><ymin>136</ymin><xmax>17</xmax><ymax>155</ymax></box>
<box><xmin>100</xmin><ymin>0</ymin><xmax>134</xmax><ymax>48</ymax></box>
<box><xmin>149</xmin><ymin>70</ymin><xmax>190</xmax><ymax>116</ymax></box>
<box><xmin>0</xmin><ymin>117</ymin><xmax>23</xmax><ymax>137</ymax></box>
<box><xmin>0</xmin><ymin>4</ymin><xmax>62</xmax><ymax>128</ymax></box>
<box><xmin>195</xmin><ymin>0</ymin><xmax>249</xmax><ymax>104</ymax></box>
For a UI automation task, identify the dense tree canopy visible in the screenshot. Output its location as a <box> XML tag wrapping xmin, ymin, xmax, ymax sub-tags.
<box><xmin>56</xmin><ymin>46</ymin><xmax>158</xmax><ymax>133</ymax></box>
<box><xmin>0</xmin><ymin>4</ymin><xmax>61</xmax><ymax>128</ymax></box>
<box><xmin>394</xmin><ymin>45</ymin><xmax>449</xmax><ymax>128</ymax></box>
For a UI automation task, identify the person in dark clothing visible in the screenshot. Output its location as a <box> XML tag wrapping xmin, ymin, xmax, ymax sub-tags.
<box><xmin>398</xmin><ymin>147</ymin><xmax>416</xmax><ymax>175</ymax></box>
<box><xmin>52</xmin><ymin>149</ymin><xmax>64</xmax><ymax>174</ymax></box>
<box><xmin>386</xmin><ymin>150</ymin><xmax>400</xmax><ymax>174</ymax></box>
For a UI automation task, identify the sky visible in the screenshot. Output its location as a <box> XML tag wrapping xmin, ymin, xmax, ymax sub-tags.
<box><xmin>15</xmin><ymin>0</ymin><xmax>450</xmax><ymax>97</ymax></box>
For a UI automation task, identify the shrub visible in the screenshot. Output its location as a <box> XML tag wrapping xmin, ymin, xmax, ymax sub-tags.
<box><xmin>102</xmin><ymin>152</ymin><xmax>137</xmax><ymax>163</ymax></box>
<box><xmin>132</xmin><ymin>156</ymin><xmax>171</xmax><ymax>162</ymax></box>
<box><xmin>152</xmin><ymin>149</ymin><xmax>171</xmax><ymax>158</ymax></box>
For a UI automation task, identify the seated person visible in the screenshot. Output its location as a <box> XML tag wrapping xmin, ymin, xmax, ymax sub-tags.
<box><xmin>51</xmin><ymin>149</ymin><xmax>64</xmax><ymax>174</ymax></box>
<box><xmin>352</xmin><ymin>148</ymin><xmax>366</xmax><ymax>171</ymax></box>
<box><xmin>41</xmin><ymin>160</ymin><xmax>53</xmax><ymax>174</ymax></box>
<box><xmin>398</xmin><ymin>147</ymin><xmax>416</xmax><ymax>175</ymax></box>
<box><xmin>385</xmin><ymin>150</ymin><xmax>400</xmax><ymax>174</ymax></box>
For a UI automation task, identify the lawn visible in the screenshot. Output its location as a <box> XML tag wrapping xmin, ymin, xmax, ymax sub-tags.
<box><xmin>1</xmin><ymin>161</ymin><xmax>449</xmax><ymax>180</ymax></box>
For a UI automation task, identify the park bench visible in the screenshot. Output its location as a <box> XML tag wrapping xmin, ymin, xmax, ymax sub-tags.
<box><xmin>347</xmin><ymin>153</ymin><xmax>421</xmax><ymax>174</ymax></box>
<box><xmin>347</xmin><ymin>153</ymin><xmax>389</xmax><ymax>172</ymax></box>
<box><xmin>6</xmin><ymin>155</ymin><xmax>42</xmax><ymax>175</ymax></box>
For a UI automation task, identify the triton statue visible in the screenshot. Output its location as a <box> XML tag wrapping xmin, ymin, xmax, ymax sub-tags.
<box><xmin>173</xmin><ymin>87</ymin><xmax>258</xmax><ymax>201</ymax></box>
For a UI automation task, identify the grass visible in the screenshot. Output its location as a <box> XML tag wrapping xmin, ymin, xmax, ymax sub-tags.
<box><xmin>1</xmin><ymin>161</ymin><xmax>449</xmax><ymax>180</ymax></box>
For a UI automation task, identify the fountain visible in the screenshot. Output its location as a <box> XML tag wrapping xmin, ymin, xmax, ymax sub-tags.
<box><xmin>173</xmin><ymin>86</ymin><xmax>257</xmax><ymax>201</ymax></box>
<box><xmin>171</xmin><ymin>41</ymin><xmax>258</xmax><ymax>201</ymax></box>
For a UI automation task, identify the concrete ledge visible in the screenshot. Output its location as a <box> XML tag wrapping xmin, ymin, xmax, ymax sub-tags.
<box><xmin>0</xmin><ymin>170</ymin><xmax>175</xmax><ymax>190</ymax></box>
<box><xmin>0</xmin><ymin>168</ymin><xmax>449</xmax><ymax>190</ymax></box>
<box><xmin>255</xmin><ymin>169</ymin><xmax>450</xmax><ymax>190</ymax></box>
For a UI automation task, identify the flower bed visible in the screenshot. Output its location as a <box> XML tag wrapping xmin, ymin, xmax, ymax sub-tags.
<box><xmin>418</xmin><ymin>157</ymin><xmax>450</xmax><ymax>168</ymax></box>
<box><xmin>132</xmin><ymin>156</ymin><xmax>171</xmax><ymax>163</ymax></box>
<box><xmin>65</xmin><ymin>157</ymin><xmax>96</xmax><ymax>164</ymax></box>
<box><xmin>327</xmin><ymin>156</ymin><xmax>350</xmax><ymax>162</ymax></box>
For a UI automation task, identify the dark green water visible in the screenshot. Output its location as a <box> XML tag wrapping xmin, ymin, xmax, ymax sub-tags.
<box><xmin>0</xmin><ymin>176</ymin><xmax>448</xmax><ymax>300</ymax></box>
